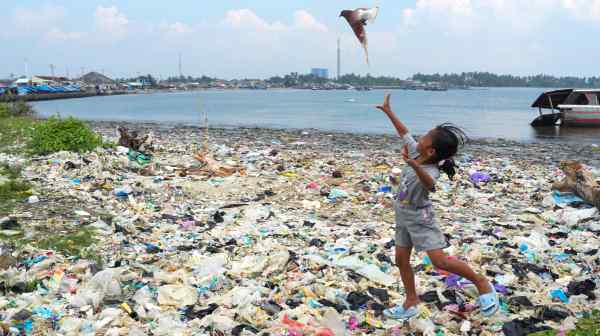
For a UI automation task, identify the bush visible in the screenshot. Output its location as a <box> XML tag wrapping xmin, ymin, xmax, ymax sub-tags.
<box><xmin>0</xmin><ymin>103</ymin><xmax>9</xmax><ymax>118</ymax></box>
<box><xmin>11</xmin><ymin>100</ymin><xmax>36</xmax><ymax>116</ymax></box>
<box><xmin>0</xmin><ymin>101</ymin><xmax>36</xmax><ymax>118</ymax></box>
<box><xmin>0</xmin><ymin>163</ymin><xmax>31</xmax><ymax>215</ymax></box>
<box><xmin>36</xmin><ymin>227</ymin><xmax>99</xmax><ymax>260</ymax></box>
<box><xmin>28</xmin><ymin>116</ymin><xmax>103</xmax><ymax>155</ymax></box>
<box><xmin>0</xmin><ymin>116</ymin><xmax>36</xmax><ymax>150</ymax></box>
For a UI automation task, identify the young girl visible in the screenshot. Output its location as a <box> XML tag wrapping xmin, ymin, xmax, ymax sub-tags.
<box><xmin>375</xmin><ymin>94</ymin><xmax>499</xmax><ymax>319</ymax></box>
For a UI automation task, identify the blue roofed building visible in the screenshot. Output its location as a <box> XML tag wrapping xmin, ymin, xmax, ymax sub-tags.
<box><xmin>311</xmin><ymin>68</ymin><xmax>328</xmax><ymax>79</ymax></box>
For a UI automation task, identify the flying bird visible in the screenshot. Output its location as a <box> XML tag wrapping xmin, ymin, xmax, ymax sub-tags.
<box><xmin>339</xmin><ymin>7</ymin><xmax>379</xmax><ymax>65</ymax></box>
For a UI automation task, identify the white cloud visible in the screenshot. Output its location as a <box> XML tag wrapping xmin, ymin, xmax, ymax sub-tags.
<box><xmin>403</xmin><ymin>0</ymin><xmax>600</xmax><ymax>31</ymax></box>
<box><xmin>94</xmin><ymin>6</ymin><xmax>129</xmax><ymax>38</ymax></box>
<box><xmin>7</xmin><ymin>2</ymin><xmax>600</xmax><ymax>79</ymax></box>
<box><xmin>401</xmin><ymin>0</ymin><xmax>561</xmax><ymax>34</ymax></box>
<box><xmin>12</xmin><ymin>5</ymin><xmax>66</xmax><ymax>33</ymax></box>
<box><xmin>223</xmin><ymin>8</ymin><xmax>328</xmax><ymax>32</ymax></box>
<box><xmin>415</xmin><ymin>0</ymin><xmax>473</xmax><ymax>16</ymax></box>
<box><xmin>46</xmin><ymin>28</ymin><xmax>86</xmax><ymax>42</ymax></box>
<box><xmin>293</xmin><ymin>10</ymin><xmax>327</xmax><ymax>32</ymax></box>
<box><xmin>562</xmin><ymin>0</ymin><xmax>600</xmax><ymax>20</ymax></box>
<box><xmin>223</xmin><ymin>9</ymin><xmax>286</xmax><ymax>31</ymax></box>
<box><xmin>159</xmin><ymin>22</ymin><xmax>194</xmax><ymax>35</ymax></box>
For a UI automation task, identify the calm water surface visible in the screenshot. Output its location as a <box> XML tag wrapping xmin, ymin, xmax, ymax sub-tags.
<box><xmin>32</xmin><ymin>88</ymin><xmax>600</xmax><ymax>143</ymax></box>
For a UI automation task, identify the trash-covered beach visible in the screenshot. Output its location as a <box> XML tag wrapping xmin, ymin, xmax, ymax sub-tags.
<box><xmin>1</xmin><ymin>121</ymin><xmax>599</xmax><ymax>335</ymax></box>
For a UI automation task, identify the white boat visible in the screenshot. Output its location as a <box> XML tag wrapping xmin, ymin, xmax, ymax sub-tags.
<box><xmin>531</xmin><ymin>89</ymin><xmax>600</xmax><ymax>127</ymax></box>
<box><xmin>346</xmin><ymin>98</ymin><xmax>356</xmax><ymax>103</ymax></box>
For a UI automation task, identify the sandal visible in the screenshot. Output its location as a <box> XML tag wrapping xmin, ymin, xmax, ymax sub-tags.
<box><xmin>478</xmin><ymin>286</ymin><xmax>499</xmax><ymax>317</ymax></box>
<box><xmin>383</xmin><ymin>304</ymin><xmax>418</xmax><ymax>320</ymax></box>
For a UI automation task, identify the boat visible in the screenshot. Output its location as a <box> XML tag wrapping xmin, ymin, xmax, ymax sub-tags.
<box><xmin>424</xmin><ymin>82</ymin><xmax>448</xmax><ymax>91</ymax></box>
<box><xmin>531</xmin><ymin>89</ymin><xmax>600</xmax><ymax>127</ymax></box>
<box><xmin>346</xmin><ymin>98</ymin><xmax>356</xmax><ymax>103</ymax></box>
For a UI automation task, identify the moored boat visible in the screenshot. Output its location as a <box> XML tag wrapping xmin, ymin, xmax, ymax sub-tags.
<box><xmin>530</xmin><ymin>89</ymin><xmax>600</xmax><ymax>127</ymax></box>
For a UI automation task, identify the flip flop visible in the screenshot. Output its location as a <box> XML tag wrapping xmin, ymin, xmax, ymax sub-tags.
<box><xmin>478</xmin><ymin>286</ymin><xmax>499</xmax><ymax>317</ymax></box>
<box><xmin>383</xmin><ymin>304</ymin><xmax>418</xmax><ymax>320</ymax></box>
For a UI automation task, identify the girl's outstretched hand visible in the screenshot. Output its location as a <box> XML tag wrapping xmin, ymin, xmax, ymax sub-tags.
<box><xmin>376</xmin><ymin>93</ymin><xmax>392</xmax><ymax>114</ymax></box>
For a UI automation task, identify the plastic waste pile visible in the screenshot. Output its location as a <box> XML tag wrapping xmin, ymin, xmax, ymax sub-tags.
<box><xmin>0</xmin><ymin>125</ymin><xmax>599</xmax><ymax>335</ymax></box>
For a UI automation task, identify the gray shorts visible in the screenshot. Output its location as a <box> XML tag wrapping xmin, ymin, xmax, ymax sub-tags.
<box><xmin>394</xmin><ymin>202</ymin><xmax>446</xmax><ymax>252</ymax></box>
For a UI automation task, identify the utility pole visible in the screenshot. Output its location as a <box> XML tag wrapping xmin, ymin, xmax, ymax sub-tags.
<box><xmin>337</xmin><ymin>37</ymin><xmax>341</xmax><ymax>81</ymax></box>
<box><xmin>24</xmin><ymin>58</ymin><xmax>29</xmax><ymax>78</ymax></box>
<box><xmin>178</xmin><ymin>52</ymin><xmax>183</xmax><ymax>78</ymax></box>
<box><xmin>50</xmin><ymin>64</ymin><xmax>55</xmax><ymax>77</ymax></box>
<box><xmin>66</xmin><ymin>66</ymin><xmax>70</xmax><ymax>79</ymax></box>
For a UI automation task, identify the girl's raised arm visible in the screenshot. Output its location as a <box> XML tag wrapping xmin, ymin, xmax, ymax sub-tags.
<box><xmin>376</xmin><ymin>93</ymin><xmax>409</xmax><ymax>136</ymax></box>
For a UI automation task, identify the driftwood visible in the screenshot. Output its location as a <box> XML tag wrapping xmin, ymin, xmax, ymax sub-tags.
<box><xmin>552</xmin><ymin>160</ymin><xmax>600</xmax><ymax>208</ymax></box>
<box><xmin>118</xmin><ymin>127</ymin><xmax>149</xmax><ymax>151</ymax></box>
<box><xmin>188</xmin><ymin>151</ymin><xmax>239</xmax><ymax>177</ymax></box>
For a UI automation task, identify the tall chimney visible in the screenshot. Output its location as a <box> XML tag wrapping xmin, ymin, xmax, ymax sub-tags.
<box><xmin>337</xmin><ymin>37</ymin><xmax>341</xmax><ymax>80</ymax></box>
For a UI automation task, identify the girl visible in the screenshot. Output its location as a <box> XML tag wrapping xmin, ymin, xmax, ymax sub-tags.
<box><xmin>375</xmin><ymin>94</ymin><xmax>499</xmax><ymax>319</ymax></box>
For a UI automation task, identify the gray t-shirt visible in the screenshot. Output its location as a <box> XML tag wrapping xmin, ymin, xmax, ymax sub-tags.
<box><xmin>395</xmin><ymin>133</ymin><xmax>440</xmax><ymax>208</ymax></box>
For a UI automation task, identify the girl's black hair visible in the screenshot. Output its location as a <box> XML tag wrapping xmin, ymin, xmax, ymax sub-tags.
<box><xmin>430</xmin><ymin>123</ymin><xmax>468</xmax><ymax>180</ymax></box>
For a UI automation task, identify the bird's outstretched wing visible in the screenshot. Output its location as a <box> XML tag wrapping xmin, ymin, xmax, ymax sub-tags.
<box><xmin>340</xmin><ymin>7</ymin><xmax>379</xmax><ymax>64</ymax></box>
<box><xmin>356</xmin><ymin>7</ymin><xmax>379</xmax><ymax>24</ymax></box>
<box><xmin>341</xmin><ymin>10</ymin><xmax>367</xmax><ymax>45</ymax></box>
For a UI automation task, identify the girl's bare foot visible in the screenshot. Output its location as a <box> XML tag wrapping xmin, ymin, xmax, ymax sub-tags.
<box><xmin>474</xmin><ymin>275</ymin><xmax>493</xmax><ymax>295</ymax></box>
<box><xmin>403</xmin><ymin>297</ymin><xmax>421</xmax><ymax>309</ymax></box>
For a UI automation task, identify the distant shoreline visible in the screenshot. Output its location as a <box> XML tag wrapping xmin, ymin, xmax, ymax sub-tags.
<box><xmin>0</xmin><ymin>91</ymin><xmax>131</xmax><ymax>103</ymax></box>
<box><xmin>10</xmin><ymin>86</ymin><xmax>553</xmax><ymax>103</ymax></box>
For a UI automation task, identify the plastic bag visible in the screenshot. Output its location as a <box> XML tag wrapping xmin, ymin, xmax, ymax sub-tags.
<box><xmin>70</xmin><ymin>268</ymin><xmax>123</xmax><ymax>308</ymax></box>
<box><xmin>157</xmin><ymin>285</ymin><xmax>199</xmax><ymax>307</ymax></box>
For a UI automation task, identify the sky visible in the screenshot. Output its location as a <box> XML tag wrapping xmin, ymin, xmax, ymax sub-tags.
<box><xmin>2</xmin><ymin>0</ymin><xmax>600</xmax><ymax>80</ymax></box>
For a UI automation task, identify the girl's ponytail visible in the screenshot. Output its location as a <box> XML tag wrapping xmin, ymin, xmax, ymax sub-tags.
<box><xmin>439</xmin><ymin>159</ymin><xmax>457</xmax><ymax>180</ymax></box>
<box><xmin>432</xmin><ymin>123</ymin><xmax>467</xmax><ymax>180</ymax></box>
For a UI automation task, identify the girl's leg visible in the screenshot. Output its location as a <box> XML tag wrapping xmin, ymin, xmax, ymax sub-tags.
<box><xmin>426</xmin><ymin>249</ymin><xmax>492</xmax><ymax>294</ymax></box>
<box><xmin>396</xmin><ymin>246</ymin><xmax>421</xmax><ymax>308</ymax></box>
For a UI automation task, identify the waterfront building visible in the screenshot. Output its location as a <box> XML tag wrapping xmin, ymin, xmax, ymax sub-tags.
<box><xmin>311</xmin><ymin>68</ymin><xmax>329</xmax><ymax>79</ymax></box>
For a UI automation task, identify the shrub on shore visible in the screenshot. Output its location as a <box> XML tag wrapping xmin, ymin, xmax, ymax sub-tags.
<box><xmin>0</xmin><ymin>101</ymin><xmax>36</xmax><ymax>118</ymax></box>
<box><xmin>28</xmin><ymin>116</ymin><xmax>103</xmax><ymax>155</ymax></box>
<box><xmin>0</xmin><ymin>102</ymin><xmax>37</xmax><ymax>151</ymax></box>
<box><xmin>0</xmin><ymin>163</ymin><xmax>31</xmax><ymax>215</ymax></box>
<box><xmin>2</xmin><ymin>102</ymin><xmax>107</xmax><ymax>155</ymax></box>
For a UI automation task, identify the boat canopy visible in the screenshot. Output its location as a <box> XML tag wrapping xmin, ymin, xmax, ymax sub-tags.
<box><xmin>531</xmin><ymin>89</ymin><xmax>573</xmax><ymax>109</ymax></box>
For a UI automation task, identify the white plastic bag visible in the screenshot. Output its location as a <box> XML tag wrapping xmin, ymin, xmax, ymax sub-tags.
<box><xmin>157</xmin><ymin>285</ymin><xmax>198</xmax><ymax>307</ymax></box>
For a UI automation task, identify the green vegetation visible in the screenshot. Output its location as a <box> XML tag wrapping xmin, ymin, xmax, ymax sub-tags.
<box><xmin>412</xmin><ymin>72</ymin><xmax>600</xmax><ymax>88</ymax></box>
<box><xmin>102</xmin><ymin>140</ymin><xmax>117</xmax><ymax>149</ymax></box>
<box><xmin>0</xmin><ymin>116</ymin><xmax>36</xmax><ymax>151</ymax></box>
<box><xmin>1</xmin><ymin>102</ymin><xmax>105</xmax><ymax>155</ymax></box>
<box><xmin>0</xmin><ymin>100</ymin><xmax>36</xmax><ymax>118</ymax></box>
<box><xmin>1</xmin><ymin>102</ymin><xmax>106</xmax><ymax>219</ymax></box>
<box><xmin>0</xmin><ymin>226</ymin><xmax>102</xmax><ymax>264</ymax></box>
<box><xmin>159</xmin><ymin>71</ymin><xmax>600</xmax><ymax>88</ymax></box>
<box><xmin>0</xmin><ymin>163</ymin><xmax>31</xmax><ymax>215</ymax></box>
<box><xmin>0</xmin><ymin>179</ymin><xmax>31</xmax><ymax>214</ymax></box>
<box><xmin>0</xmin><ymin>102</ymin><xmax>37</xmax><ymax>151</ymax></box>
<box><xmin>27</xmin><ymin>116</ymin><xmax>103</xmax><ymax>155</ymax></box>
<box><xmin>0</xmin><ymin>102</ymin><xmax>104</xmax><ymax>264</ymax></box>
<box><xmin>36</xmin><ymin>227</ymin><xmax>100</xmax><ymax>260</ymax></box>
<box><xmin>162</xmin><ymin>74</ymin><xmax>214</xmax><ymax>84</ymax></box>
<box><xmin>529</xmin><ymin>310</ymin><xmax>600</xmax><ymax>336</ymax></box>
